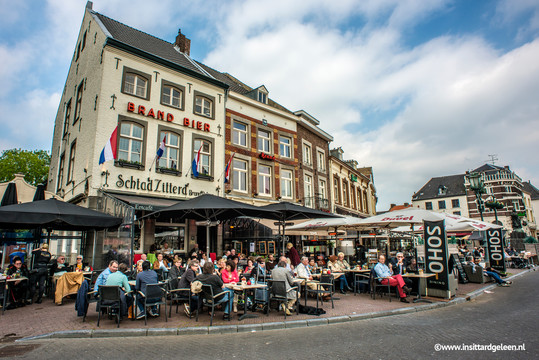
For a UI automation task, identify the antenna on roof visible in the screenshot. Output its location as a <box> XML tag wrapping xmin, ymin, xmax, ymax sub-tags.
<box><xmin>486</xmin><ymin>154</ymin><xmax>498</xmax><ymax>165</ymax></box>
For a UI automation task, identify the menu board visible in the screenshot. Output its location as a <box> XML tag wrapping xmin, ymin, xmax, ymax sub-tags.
<box><xmin>451</xmin><ymin>253</ymin><xmax>468</xmax><ymax>284</ymax></box>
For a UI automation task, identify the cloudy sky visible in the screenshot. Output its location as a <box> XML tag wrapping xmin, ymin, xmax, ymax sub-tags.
<box><xmin>1</xmin><ymin>0</ymin><xmax>538</xmax><ymax>211</ymax></box>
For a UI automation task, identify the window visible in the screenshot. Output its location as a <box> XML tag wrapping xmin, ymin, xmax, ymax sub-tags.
<box><xmin>66</xmin><ymin>141</ymin><xmax>76</xmax><ymax>184</ymax></box>
<box><xmin>342</xmin><ymin>181</ymin><xmax>349</xmax><ymax>207</ymax></box>
<box><xmin>512</xmin><ymin>200</ymin><xmax>520</xmax><ymax>211</ymax></box>
<box><xmin>258</xmin><ymin>165</ymin><xmax>272</xmax><ymax>196</ymax></box>
<box><xmin>161</xmin><ymin>84</ymin><xmax>183</xmax><ymax>109</ymax></box>
<box><xmin>453</xmin><ymin>211</ymin><xmax>461</xmax><ymax>215</ymax></box>
<box><xmin>232</xmin><ymin>121</ymin><xmax>248</xmax><ymax>147</ymax></box>
<box><xmin>319</xmin><ymin>179</ymin><xmax>327</xmax><ymax>200</ymax></box>
<box><xmin>302</xmin><ymin>143</ymin><xmax>312</xmax><ymax>166</ymax></box>
<box><xmin>279</xmin><ymin>136</ymin><xmax>291</xmax><ymax>158</ymax></box>
<box><xmin>233</xmin><ymin>159</ymin><xmax>248</xmax><ymax>192</ymax></box>
<box><xmin>505</xmin><ymin>186</ymin><xmax>512</xmax><ymax>193</ymax></box>
<box><xmin>334</xmin><ymin>177</ymin><xmax>340</xmax><ymax>204</ymax></box>
<box><xmin>438</xmin><ymin>200</ymin><xmax>446</xmax><ymax>209</ymax></box>
<box><xmin>357</xmin><ymin>188</ymin><xmax>363</xmax><ymax>211</ymax></box>
<box><xmin>81</xmin><ymin>30</ymin><xmax>87</xmax><ymax>51</ymax></box>
<box><xmin>118</xmin><ymin>122</ymin><xmax>144</xmax><ymax>164</ymax></box>
<box><xmin>57</xmin><ymin>153</ymin><xmax>65</xmax><ymax>192</ymax></box>
<box><xmin>486</xmin><ymin>187</ymin><xmax>493</xmax><ymax>194</ymax></box>
<box><xmin>62</xmin><ymin>99</ymin><xmax>71</xmax><ymax>137</ymax></box>
<box><xmin>73</xmin><ymin>81</ymin><xmax>83</xmax><ymax>124</ymax></box>
<box><xmin>317</xmin><ymin>150</ymin><xmax>325</xmax><ymax>172</ymax></box>
<box><xmin>258</xmin><ymin>91</ymin><xmax>267</xmax><ymax>104</ymax></box>
<box><xmin>194</xmin><ymin>95</ymin><xmax>213</xmax><ymax>118</ymax></box>
<box><xmin>257</xmin><ymin>129</ymin><xmax>271</xmax><ymax>153</ymax></box>
<box><xmin>438</xmin><ymin>186</ymin><xmax>447</xmax><ymax>195</ymax></box>
<box><xmin>452</xmin><ymin>199</ymin><xmax>460</xmax><ymax>208</ymax></box>
<box><xmin>304</xmin><ymin>175</ymin><xmax>313</xmax><ymax>208</ymax></box>
<box><xmin>425</xmin><ymin>202</ymin><xmax>433</xmax><ymax>210</ymax></box>
<box><xmin>124</xmin><ymin>73</ymin><xmax>148</xmax><ymax>98</ymax></box>
<box><xmin>280</xmin><ymin>169</ymin><xmax>293</xmax><ymax>199</ymax></box>
<box><xmin>157</xmin><ymin>131</ymin><xmax>180</xmax><ymax>171</ymax></box>
<box><xmin>194</xmin><ymin>139</ymin><xmax>212</xmax><ymax>176</ymax></box>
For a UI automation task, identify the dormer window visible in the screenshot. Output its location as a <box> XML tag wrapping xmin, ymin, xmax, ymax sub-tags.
<box><xmin>438</xmin><ymin>186</ymin><xmax>447</xmax><ymax>195</ymax></box>
<box><xmin>258</xmin><ymin>91</ymin><xmax>267</xmax><ymax>104</ymax></box>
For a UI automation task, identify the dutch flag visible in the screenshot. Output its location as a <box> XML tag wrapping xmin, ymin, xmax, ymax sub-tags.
<box><xmin>224</xmin><ymin>152</ymin><xmax>235</xmax><ymax>183</ymax></box>
<box><xmin>156</xmin><ymin>135</ymin><xmax>166</xmax><ymax>160</ymax></box>
<box><xmin>192</xmin><ymin>146</ymin><xmax>202</xmax><ymax>177</ymax></box>
<box><xmin>99</xmin><ymin>126</ymin><xmax>118</xmax><ymax>165</ymax></box>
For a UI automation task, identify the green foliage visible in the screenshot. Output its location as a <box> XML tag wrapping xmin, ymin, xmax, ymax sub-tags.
<box><xmin>524</xmin><ymin>236</ymin><xmax>538</xmax><ymax>244</ymax></box>
<box><xmin>0</xmin><ymin>148</ymin><xmax>51</xmax><ymax>186</ymax></box>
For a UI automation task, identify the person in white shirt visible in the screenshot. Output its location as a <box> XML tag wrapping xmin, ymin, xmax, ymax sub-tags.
<box><xmin>296</xmin><ymin>256</ymin><xmax>329</xmax><ymax>297</ymax></box>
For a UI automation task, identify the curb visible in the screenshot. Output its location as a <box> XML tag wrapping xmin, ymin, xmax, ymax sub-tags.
<box><xmin>17</xmin><ymin>268</ymin><xmax>534</xmax><ymax>342</ymax></box>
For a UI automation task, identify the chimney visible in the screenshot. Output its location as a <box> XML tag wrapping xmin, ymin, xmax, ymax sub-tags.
<box><xmin>175</xmin><ymin>29</ymin><xmax>191</xmax><ymax>56</ymax></box>
<box><xmin>390</xmin><ymin>203</ymin><xmax>396</xmax><ymax>209</ymax></box>
<box><xmin>86</xmin><ymin>1</ymin><xmax>93</xmax><ymax>10</ymax></box>
<box><xmin>404</xmin><ymin>202</ymin><xmax>409</xmax><ymax>206</ymax></box>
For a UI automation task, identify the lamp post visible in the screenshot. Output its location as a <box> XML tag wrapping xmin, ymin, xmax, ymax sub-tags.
<box><xmin>485</xmin><ymin>196</ymin><xmax>504</xmax><ymax>224</ymax></box>
<box><xmin>467</xmin><ymin>172</ymin><xmax>485</xmax><ymax>221</ymax></box>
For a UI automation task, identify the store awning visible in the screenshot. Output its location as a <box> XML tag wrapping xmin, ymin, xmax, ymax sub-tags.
<box><xmin>107</xmin><ymin>193</ymin><xmax>179</xmax><ymax>212</ymax></box>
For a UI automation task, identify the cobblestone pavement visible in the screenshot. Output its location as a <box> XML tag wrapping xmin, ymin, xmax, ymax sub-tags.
<box><xmin>1</xmin><ymin>269</ymin><xmax>535</xmax><ymax>359</ymax></box>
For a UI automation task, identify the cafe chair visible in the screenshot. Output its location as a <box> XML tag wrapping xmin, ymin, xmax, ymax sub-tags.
<box><xmin>268</xmin><ymin>280</ymin><xmax>298</xmax><ymax>319</ymax></box>
<box><xmin>306</xmin><ymin>274</ymin><xmax>334</xmax><ymax>309</ymax></box>
<box><xmin>97</xmin><ymin>285</ymin><xmax>122</xmax><ymax>328</ymax></box>
<box><xmin>167</xmin><ymin>281</ymin><xmax>194</xmax><ymax>319</ymax></box>
<box><xmin>371</xmin><ymin>269</ymin><xmax>398</xmax><ymax>302</ymax></box>
<box><xmin>199</xmin><ymin>284</ymin><xmax>230</xmax><ymax>326</ymax></box>
<box><xmin>353</xmin><ymin>272</ymin><xmax>370</xmax><ymax>296</ymax></box>
<box><xmin>137</xmin><ymin>283</ymin><xmax>167</xmax><ymax>325</ymax></box>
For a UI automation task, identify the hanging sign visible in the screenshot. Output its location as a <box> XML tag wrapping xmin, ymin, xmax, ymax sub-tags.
<box><xmin>486</xmin><ymin>228</ymin><xmax>505</xmax><ymax>272</ymax></box>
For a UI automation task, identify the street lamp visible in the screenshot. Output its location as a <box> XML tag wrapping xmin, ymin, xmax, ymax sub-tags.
<box><xmin>467</xmin><ymin>172</ymin><xmax>485</xmax><ymax>221</ymax></box>
<box><xmin>485</xmin><ymin>196</ymin><xmax>504</xmax><ymax>224</ymax></box>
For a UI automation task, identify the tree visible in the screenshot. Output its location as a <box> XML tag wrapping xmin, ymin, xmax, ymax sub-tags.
<box><xmin>0</xmin><ymin>149</ymin><xmax>51</xmax><ymax>186</ymax></box>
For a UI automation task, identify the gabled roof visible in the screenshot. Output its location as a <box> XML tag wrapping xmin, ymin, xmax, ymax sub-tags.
<box><xmin>523</xmin><ymin>181</ymin><xmax>539</xmax><ymax>200</ymax></box>
<box><xmin>92</xmin><ymin>11</ymin><xmax>227</xmax><ymax>89</ymax></box>
<box><xmin>472</xmin><ymin>163</ymin><xmax>506</xmax><ymax>173</ymax></box>
<box><xmin>412</xmin><ymin>174</ymin><xmax>466</xmax><ymax>201</ymax></box>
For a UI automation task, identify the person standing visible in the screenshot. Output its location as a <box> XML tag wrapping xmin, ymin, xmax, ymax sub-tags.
<box><xmin>30</xmin><ymin>243</ymin><xmax>51</xmax><ymax>304</ymax></box>
<box><xmin>286</xmin><ymin>243</ymin><xmax>301</xmax><ymax>267</ymax></box>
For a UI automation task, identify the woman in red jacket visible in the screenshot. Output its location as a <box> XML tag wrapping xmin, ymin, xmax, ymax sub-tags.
<box><xmin>221</xmin><ymin>260</ymin><xmax>240</xmax><ymax>312</ymax></box>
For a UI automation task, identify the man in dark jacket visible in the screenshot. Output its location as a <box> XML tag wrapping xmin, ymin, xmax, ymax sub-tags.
<box><xmin>135</xmin><ymin>261</ymin><xmax>158</xmax><ymax>319</ymax></box>
<box><xmin>6</xmin><ymin>257</ymin><xmax>30</xmax><ymax>309</ymax></box>
<box><xmin>197</xmin><ymin>262</ymin><xmax>233</xmax><ymax>320</ymax></box>
<box><xmin>177</xmin><ymin>260</ymin><xmax>199</xmax><ymax>316</ymax></box>
<box><xmin>30</xmin><ymin>243</ymin><xmax>51</xmax><ymax>304</ymax></box>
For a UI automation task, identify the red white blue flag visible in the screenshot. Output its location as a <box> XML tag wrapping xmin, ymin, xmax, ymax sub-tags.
<box><xmin>156</xmin><ymin>135</ymin><xmax>166</xmax><ymax>160</ymax></box>
<box><xmin>192</xmin><ymin>146</ymin><xmax>202</xmax><ymax>177</ymax></box>
<box><xmin>99</xmin><ymin>126</ymin><xmax>118</xmax><ymax>165</ymax></box>
<box><xmin>224</xmin><ymin>152</ymin><xmax>235</xmax><ymax>183</ymax></box>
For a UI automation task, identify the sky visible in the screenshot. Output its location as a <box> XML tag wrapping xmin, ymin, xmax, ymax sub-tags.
<box><xmin>1</xmin><ymin>0</ymin><xmax>539</xmax><ymax>211</ymax></box>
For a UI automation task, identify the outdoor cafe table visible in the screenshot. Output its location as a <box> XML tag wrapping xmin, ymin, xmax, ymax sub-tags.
<box><xmin>1</xmin><ymin>276</ymin><xmax>29</xmax><ymax>315</ymax></box>
<box><xmin>224</xmin><ymin>282</ymin><xmax>267</xmax><ymax>320</ymax></box>
<box><xmin>402</xmin><ymin>272</ymin><xmax>436</xmax><ymax>303</ymax></box>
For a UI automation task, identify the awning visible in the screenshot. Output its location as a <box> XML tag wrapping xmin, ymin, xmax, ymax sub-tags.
<box><xmin>107</xmin><ymin>193</ymin><xmax>179</xmax><ymax>212</ymax></box>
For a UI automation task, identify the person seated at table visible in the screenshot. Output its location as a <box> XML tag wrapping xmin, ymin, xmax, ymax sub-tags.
<box><xmin>231</xmin><ymin>256</ymin><xmax>240</xmax><ymax>272</ymax></box>
<box><xmin>6</xmin><ymin>256</ymin><xmax>30</xmax><ymax>309</ymax></box>
<box><xmin>467</xmin><ymin>257</ymin><xmax>512</xmax><ymax>286</ymax></box>
<box><xmin>242</xmin><ymin>259</ymin><xmax>255</xmax><ymax>277</ymax></box>
<box><xmin>160</xmin><ymin>242</ymin><xmax>174</xmax><ymax>261</ymax></box>
<box><xmin>307</xmin><ymin>258</ymin><xmax>319</xmax><ymax>274</ymax></box>
<box><xmin>74</xmin><ymin>255</ymin><xmax>92</xmax><ymax>272</ymax></box>
<box><xmin>51</xmin><ymin>255</ymin><xmax>68</xmax><ymax>276</ymax></box>
<box><xmin>406</xmin><ymin>258</ymin><xmax>418</xmax><ymax>273</ymax></box>
<box><xmin>374</xmin><ymin>254</ymin><xmax>410</xmax><ymax>303</ymax></box>
<box><xmin>152</xmin><ymin>253</ymin><xmax>169</xmax><ymax>272</ymax></box>
<box><xmin>271</xmin><ymin>260</ymin><xmax>299</xmax><ymax>315</ymax></box>
<box><xmin>197</xmin><ymin>261</ymin><xmax>234</xmax><ymax>320</ymax></box>
<box><xmin>328</xmin><ymin>253</ymin><xmax>353</xmax><ymax>294</ymax></box>
<box><xmin>168</xmin><ymin>258</ymin><xmax>183</xmax><ymax>289</ymax></box>
<box><xmin>135</xmin><ymin>261</ymin><xmax>159</xmax><ymax>319</ymax></box>
<box><xmin>221</xmin><ymin>260</ymin><xmax>240</xmax><ymax>313</ymax></box>
<box><xmin>252</xmin><ymin>257</ymin><xmax>268</xmax><ymax>281</ymax></box>
<box><xmin>279</xmin><ymin>256</ymin><xmax>293</xmax><ymax>274</ymax></box>
<box><xmin>177</xmin><ymin>260</ymin><xmax>200</xmax><ymax>317</ymax></box>
<box><xmin>266</xmin><ymin>254</ymin><xmax>277</xmax><ymax>271</ymax></box>
<box><xmin>215</xmin><ymin>258</ymin><xmax>226</xmax><ymax>276</ymax></box>
<box><xmin>200</xmin><ymin>252</ymin><xmax>208</xmax><ymax>267</ymax></box>
<box><xmin>94</xmin><ymin>260</ymin><xmax>119</xmax><ymax>294</ymax></box>
<box><xmin>105</xmin><ymin>263</ymin><xmax>132</xmax><ymax>318</ymax></box>
<box><xmin>296</xmin><ymin>256</ymin><xmax>329</xmax><ymax>299</ymax></box>
<box><xmin>140</xmin><ymin>253</ymin><xmax>147</xmax><ymax>262</ymax></box>
<box><xmin>390</xmin><ymin>252</ymin><xmax>413</xmax><ymax>288</ymax></box>
<box><xmin>222</xmin><ymin>250</ymin><xmax>231</xmax><ymax>260</ymax></box>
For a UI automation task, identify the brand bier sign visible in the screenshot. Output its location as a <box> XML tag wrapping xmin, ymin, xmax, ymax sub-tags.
<box><xmin>126</xmin><ymin>102</ymin><xmax>211</xmax><ymax>132</ymax></box>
